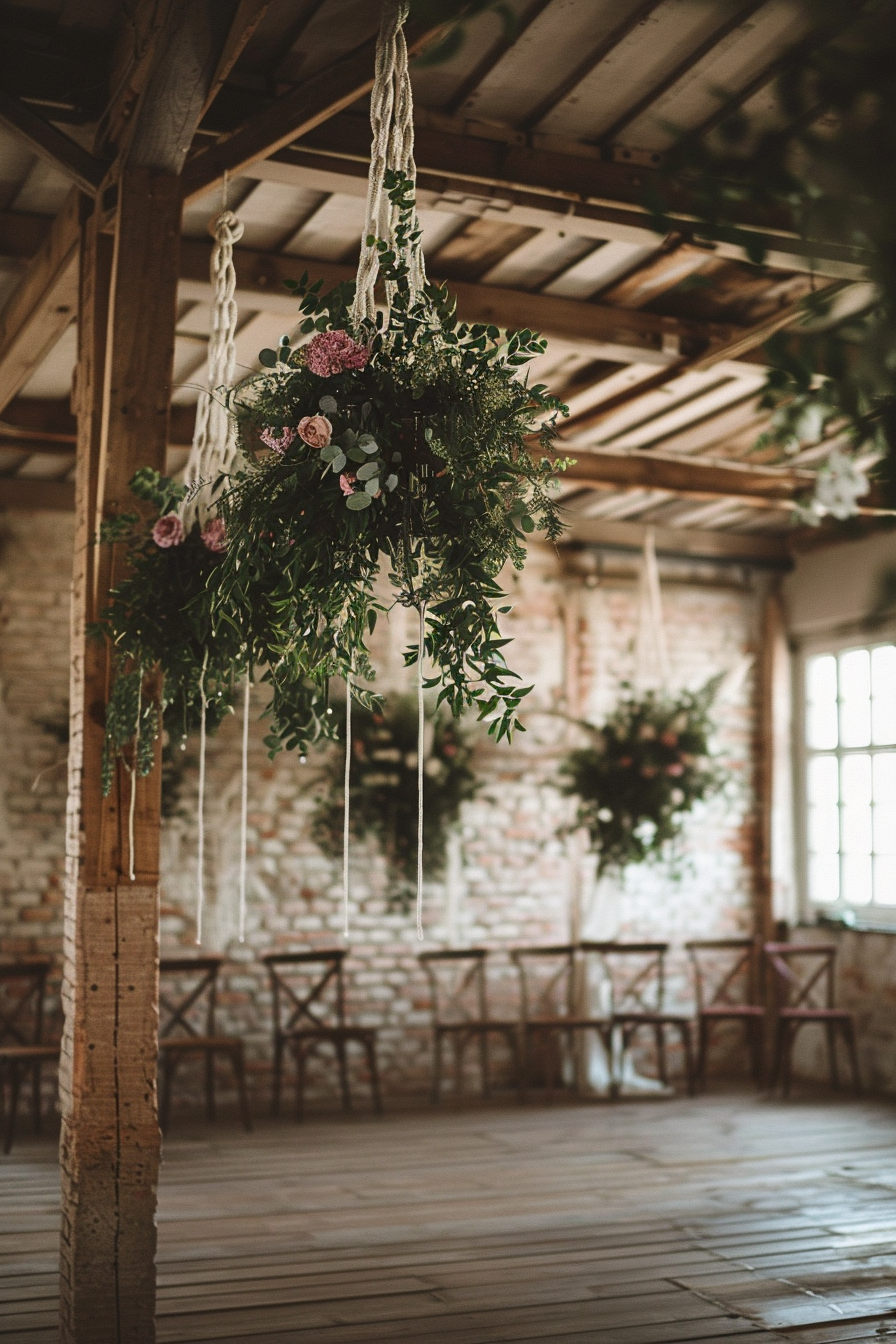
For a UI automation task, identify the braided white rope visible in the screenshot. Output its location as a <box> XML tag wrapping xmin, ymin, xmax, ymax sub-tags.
<box><xmin>343</xmin><ymin>675</ymin><xmax>353</xmax><ymax>940</ymax></box>
<box><xmin>182</xmin><ymin>209</ymin><xmax>245</xmax><ymax>529</ymax></box>
<box><xmin>351</xmin><ymin>0</ymin><xmax>426</xmax><ymax>332</ymax></box>
<box><xmin>196</xmin><ymin>649</ymin><xmax>209</xmax><ymax>945</ymax></box>
<box><xmin>238</xmin><ymin>672</ymin><xmax>251</xmax><ymax>943</ymax></box>
<box><xmin>416</xmin><ymin>602</ymin><xmax>426</xmax><ymax>942</ymax></box>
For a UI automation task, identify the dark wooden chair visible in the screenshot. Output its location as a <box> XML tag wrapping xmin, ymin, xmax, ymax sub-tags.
<box><xmin>158</xmin><ymin>957</ymin><xmax>252</xmax><ymax>1131</ymax></box>
<box><xmin>582</xmin><ymin>942</ymin><xmax>696</xmax><ymax>1096</ymax></box>
<box><xmin>419</xmin><ymin>949</ymin><xmax>522</xmax><ymax>1102</ymax></box>
<box><xmin>510</xmin><ymin>944</ymin><xmax>612</xmax><ymax>1101</ymax></box>
<box><xmin>764</xmin><ymin>942</ymin><xmax>861</xmax><ymax>1097</ymax></box>
<box><xmin>686</xmin><ymin>938</ymin><xmax>764</xmax><ymax>1089</ymax></box>
<box><xmin>0</xmin><ymin>957</ymin><xmax>59</xmax><ymax>1154</ymax></box>
<box><xmin>263</xmin><ymin>949</ymin><xmax>382</xmax><ymax>1120</ymax></box>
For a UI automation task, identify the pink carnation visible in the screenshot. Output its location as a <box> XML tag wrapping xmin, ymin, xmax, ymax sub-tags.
<box><xmin>260</xmin><ymin>426</ymin><xmax>296</xmax><ymax>454</ymax></box>
<box><xmin>297</xmin><ymin>414</ymin><xmax>332</xmax><ymax>448</ymax></box>
<box><xmin>152</xmin><ymin>514</ymin><xmax>183</xmax><ymax>548</ymax></box>
<box><xmin>666</xmin><ymin>762</ymin><xmax>684</xmax><ymax>777</ymax></box>
<box><xmin>201</xmin><ymin>518</ymin><xmax>227</xmax><ymax>553</ymax></box>
<box><xmin>305</xmin><ymin>329</ymin><xmax>369</xmax><ymax>377</ymax></box>
<box><xmin>339</xmin><ymin>472</ymin><xmax>356</xmax><ymax>496</ymax></box>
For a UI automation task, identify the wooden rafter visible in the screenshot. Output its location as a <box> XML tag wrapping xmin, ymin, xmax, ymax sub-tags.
<box><xmin>199</xmin><ymin>0</ymin><xmax>276</xmax><ymax>119</ymax></box>
<box><xmin>444</xmin><ymin>0</ymin><xmax>555</xmax><ymax>117</ymax></box>
<box><xmin>562</xmin><ymin>516</ymin><xmax>791</xmax><ymax>565</ymax></box>
<box><xmin>555</xmin><ymin>449</ymin><xmax>817</xmax><ymax>504</ymax></box>
<box><xmin>0</xmin><ymin>91</ymin><xmax>107</xmax><ymax>195</ymax></box>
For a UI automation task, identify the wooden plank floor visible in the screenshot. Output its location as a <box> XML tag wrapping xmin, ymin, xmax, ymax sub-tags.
<box><xmin>2</xmin><ymin>1092</ymin><xmax>896</xmax><ymax>1343</ymax></box>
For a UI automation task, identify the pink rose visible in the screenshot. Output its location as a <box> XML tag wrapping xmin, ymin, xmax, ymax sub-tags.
<box><xmin>339</xmin><ymin>472</ymin><xmax>356</xmax><ymax>496</ymax></box>
<box><xmin>201</xmin><ymin>518</ymin><xmax>227</xmax><ymax>553</ymax></box>
<box><xmin>298</xmin><ymin>414</ymin><xmax>332</xmax><ymax>449</ymax></box>
<box><xmin>152</xmin><ymin>514</ymin><xmax>183</xmax><ymax>548</ymax></box>
<box><xmin>641</xmin><ymin>765</ymin><xmax>657</xmax><ymax>779</ymax></box>
<box><xmin>666</xmin><ymin>763</ymin><xmax>684</xmax><ymax>777</ymax></box>
<box><xmin>305</xmin><ymin>329</ymin><xmax>369</xmax><ymax>377</ymax></box>
<box><xmin>660</xmin><ymin>730</ymin><xmax>678</xmax><ymax>747</ymax></box>
<box><xmin>260</xmin><ymin>426</ymin><xmax>296</xmax><ymax>454</ymax></box>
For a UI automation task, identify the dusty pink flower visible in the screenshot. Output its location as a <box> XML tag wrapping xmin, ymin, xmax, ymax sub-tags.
<box><xmin>152</xmin><ymin>514</ymin><xmax>183</xmax><ymax>548</ymax></box>
<box><xmin>297</xmin><ymin>414</ymin><xmax>332</xmax><ymax>449</ymax></box>
<box><xmin>201</xmin><ymin>518</ymin><xmax>227</xmax><ymax>553</ymax></box>
<box><xmin>660</xmin><ymin>729</ymin><xmax>678</xmax><ymax>747</ymax></box>
<box><xmin>260</xmin><ymin>426</ymin><xmax>296</xmax><ymax>454</ymax></box>
<box><xmin>305</xmin><ymin>329</ymin><xmax>369</xmax><ymax>377</ymax></box>
<box><xmin>339</xmin><ymin>472</ymin><xmax>356</xmax><ymax>496</ymax></box>
<box><xmin>666</xmin><ymin>762</ymin><xmax>684</xmax><ymax>777</ymax></box>
<box><xmin>641</xmin><ymin>765</ymin><xmax>657</xmax><ymax>779</ymax></box>
<box><xmin>618</xmin><ymin>756</ymin><xmax>632</xmax><ymax>768</ymax></box>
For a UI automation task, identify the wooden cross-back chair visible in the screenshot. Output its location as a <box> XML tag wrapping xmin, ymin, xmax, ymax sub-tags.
<box><xmin>418</xmin><ymin>949</ymin><xmax>522</xmax><ymax>1102</ymax></box>
<box><xmin>0</xmin><ymin>957</ymin><xmax>59</xmax><ymax>1154</ymax></box>
<box><xmin>686</xmin><ymin>938</ymin><xmax>764</xmax><ymax>1089</ymax></box>
<box><xmin>764</xmin><ymin>943</ymin><xmax>860</xmax><ymax>1097</ymax></box>
<box><xmin>263</xmin><ymin>949</ymin><xmax>382</xmax><ymax>1120</ymax></box>
<box><xmin>510</xmin><ymin>945</ymin><xmax>612</xmax><ymax>1101</ymax></box>
<box><xmin>581</xmin><ymin>942</ymin><xmax>695</xmax><ymax>1096</ymax></box>
<box><xmin>158</xmin><ymin>957</ymin><xmax>252</xmax><ymax>1131</ymax></box>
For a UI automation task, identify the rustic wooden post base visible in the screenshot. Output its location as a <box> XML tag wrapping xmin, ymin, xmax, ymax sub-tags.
<box><xmin>60</xmin><ymin>170</ymin><xmax>182</xmax><ymax>1343</ymax></box>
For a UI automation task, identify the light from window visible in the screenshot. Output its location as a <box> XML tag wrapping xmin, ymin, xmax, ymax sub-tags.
<box><xmin>805</xmin><ymin>643</ymin><xmax>896</xmax><ymax>910</ymax></box>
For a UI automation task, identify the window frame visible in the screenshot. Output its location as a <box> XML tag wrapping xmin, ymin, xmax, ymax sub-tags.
<box><xmin>795</xmin><ymin>627</ymin><xmax>896</xmax><ymax>929</ymax></box>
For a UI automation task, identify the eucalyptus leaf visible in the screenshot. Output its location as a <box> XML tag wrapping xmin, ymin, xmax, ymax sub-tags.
<box><xmin>356</xmin><ymin>461</ymin><xmax>380</xmax><ymax>481</ymax></box>
<box><xmin>320</xmin><ymin>444</ymin><xmax>339</xmax><ymax>463</ymax></box>
<box><xmin>319</xmin><ymin>395</ymin><xmax>338</xmax><ymax>414</ymax></box>
<box><xmin>345</xmin><ymin>491</ymin><xmax>371</xmax><ymax>511</ymax></box>
<box><xmin>385</xmin><ymin>473</ymin><xmax>398</xmax><ymax>492</ymax></box>
<box><xmin>329</xmin><ymin>452</ymin><xmax>347</xmax><ymax>473</ymax></box>
<box><xmin>364</xmin><ymin>478</ymin><xmax>380</xmax><ymax>496</ymax></box>
<box><xmin>259</xmin><ymin>349</ymin><xmax>277</xmax><ymax>368</ymax></box>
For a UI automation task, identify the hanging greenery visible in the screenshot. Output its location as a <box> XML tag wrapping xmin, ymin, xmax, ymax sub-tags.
<box><xmin>560</xmin><ymin>677</ymin><xmax>726</xmax><ymax>875</ymax></box>
<box><xmin>310</xmin><ymin>694</ymin><xmax>477</xmax><ymax>888</ymax></box>
<box><xmin>216</xmin><ymin>169</ymin><xmax>567</xmax><ymax>757</ymax></box>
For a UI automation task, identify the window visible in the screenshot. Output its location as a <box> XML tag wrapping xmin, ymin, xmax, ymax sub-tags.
<box><xmin>803</xmin><ymin>641</ymin><xmax>896</xmax><ymax>916</ymax></box>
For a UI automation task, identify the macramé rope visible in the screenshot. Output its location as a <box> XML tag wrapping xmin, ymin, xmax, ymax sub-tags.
<box><xmin>238</xmin><ymin>671</ymin><xmax>251</xmax><ymax>943</ymax></box>
<box><xmin>351</xmin><ymin>0</ymin><xmax>426</xmax><ymax>332</ymax></box>
<box><xmin>343</xmin><ymin>672</ymin><xmax>353</xmax><ymax>940</ymax></box>
<box><xmin>182</xmin><ymin>208</ymin><xmax>245</xmax><ymax>528</ymax></box>
<box><xmin>196</xmin><ymin>649</ymin><xmax>209</xmax><ymax>945</ymax></box>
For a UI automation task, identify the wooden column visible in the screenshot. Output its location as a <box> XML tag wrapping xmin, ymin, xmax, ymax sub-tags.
<box><xmin>60</xmin><ymin>169</ymin><xmax>182</xmax><ymax>1343</ymax></box>
<box><xmin>753</xmin><ymin>577</ymin><xmax>784</xmax><ymax>947</ymax></box>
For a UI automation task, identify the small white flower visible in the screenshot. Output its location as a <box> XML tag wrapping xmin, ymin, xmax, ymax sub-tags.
<box><xmin>813</xmin><ymin>448</ymin><xmax>869</xmax><ymax>521</ymax></box>
<box><xmin>597</xmin><ymin>807</ymin><xmax>613</xmax><ymax>822</ymax></box>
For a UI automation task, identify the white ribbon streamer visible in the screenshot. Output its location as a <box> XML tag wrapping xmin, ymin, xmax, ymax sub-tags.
<box><xmin>416</xmin><ymin>602</ymin><xmax>426</xmax><ymax>941</ymax></box>
<box><xmin>196</xmin><ymin>650</ymin><xmax>209</xmax><ymax>945</ymax></box>
<box><xmin>343</xmin><ymin>674</ymin><xmax>353</xmax><ymax>940</ymax></box>
<box><xmin>238</xmin><ymin>672</ymin><xmax>251</xmax><ymax>943</ymax></box>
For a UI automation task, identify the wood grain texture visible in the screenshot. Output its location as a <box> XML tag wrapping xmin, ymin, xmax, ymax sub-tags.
<box><xmin>4</xmin><ymin>1094</ymin><xmax>896</xmax><ymax>1343</ymax></box>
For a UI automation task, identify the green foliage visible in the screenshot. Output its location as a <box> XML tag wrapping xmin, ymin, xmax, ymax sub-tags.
<box><xmin>650</xmin><ymin>0</ymin><xmax>896</xmax><ymax>494</ymax></box>
<box><xmin>219</xmin><ymin>170</ymin><xmax>567</xmax><ymax>754</ymax></box>
<box><xmin>310</xmin><ymin>695</ymin><xmax>478</xmax><ymax>888</ymax></box>
<box><xmin>560</xmin><ymin>677</ymin><xmax>726</xmax><ymax>876</ymax></box>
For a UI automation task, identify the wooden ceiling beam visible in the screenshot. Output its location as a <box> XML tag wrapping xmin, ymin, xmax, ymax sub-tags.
<box><xmin>0</xmin><ymin>190</ymin><xmax>80</xmax><ymax>415</ymax></box>
<box><xmin>0</xmin><ymin>477</ymin><xmax>75</xmax><ymax>510</ymax></box>
<box><xmin>554</xmin><ymin>448</ymin><xmax>815</xmax><ymax>502</ymax></box>
<box><xmin>0</xmin><ymin>91</ymin><xmax>108</xmax><ymax>196</ymax></box>
<box><xmin>561</xmin><ymin>516</ymin><xmax>791</xmax><ymax>566</ymax></box>
<box><xmin>199</xmin><ymin>0</ymin><xmax>275</xmax><ymax>119</ymax></box>
<box><xmin>445</xmin><ymin>0</ymin><xmax>555</xmax><ymax>117</ymax></box>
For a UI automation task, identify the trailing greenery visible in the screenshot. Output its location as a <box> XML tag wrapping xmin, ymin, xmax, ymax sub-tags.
<box><xmin>217</xmin><ymin>169</ymin><xmax>567</xmax><ymax>756</ymax></box>
<box><xmin>560</xmin><ymin>678</ymin><xmax>726</xmax><ymax>875</ymax></box>
<box><xmin>650</xmin><ymin>0</ymin><xmax>896</xmax><ymax>506</ymax></box>
<box><xmin>311</xmin><ymin>694</ymin><xmax>478</xmax><ymax>888</ymax></box>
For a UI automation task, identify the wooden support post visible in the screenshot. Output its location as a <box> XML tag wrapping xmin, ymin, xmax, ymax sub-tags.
<box><xmin>60</xmin><ymin>168</ymin><xmax>182</xmax><ymax>1343</ymax></box>
<box><xmin>753</xmin><ymin>578</ymin><xmax>783</xmax><ymax>947</ymax></box>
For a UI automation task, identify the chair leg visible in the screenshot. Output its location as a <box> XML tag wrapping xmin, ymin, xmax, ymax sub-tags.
<box><xmin>204</xmin><ymin>1049</ymin><xmax>216</xmax><ymax>1122</ymax></box>
<box><xmin>230</xmin><ymin>1047</ymin><xmax>252</xmax><ymax>1133</ymax></box>
<box><xmin>478</xmin><ymin>1028</ymin><xmax>490</xmax><ymax>1099</ymax></box>
<box><xmin>3</xmin><ymin>1061</ymin><xmax>21</xmax><ymax>1155</ymax></box>
<box><xmin>32</xmin><ymin>1060</ymin><xmax>42</xmax><ymax>1135</ymax></box>
<box><xmin>770</xmin><ymin>1019</ymin><xmax>785</xmax><ymax>1092</ymax></box>
<box><xmin>431</xmin><ymin>1030</ymin><xmax>444</xmax><ymax>1105</ymax></box>
<box><xmin>696</xmin><ymin>1017</ymin><xmax>709</xmax><ymax>1092</ymax></box>
<box><xmin>678</xmin><ymin>1023</ymin><xmax>696</xmax><ymax>1097</ymax></box>
<box><xmin>335</xmin><ymin>1036</ymin><xmax>352</xmax><ymax>1113</ymax></box>
<box><xmin>293</xmin><ymin>1043</ymin><xmax>307</xmax><ymax>1122</ymax></box>
<box><xmin>747</xmin><ymin>1017</ymin><xmax>764</xmax><ymax>1087</ymax></box>
<box><xmin>271</xmin><ymin>1035</ymin><xmax>285</xmax><ymax>1117</ymax></box>
<box><xmin>508</xmin><ymin>1029</ymin><xmax>525</xmax><ymax>1104</ymax></box>
<box><xmin>781</xmin><ymin>1020</ymin><xmax>795</xmax><ymax>1099</ymax></box>
<box><xmin>452</xmin><ymin>1031</ymin><xmax>465</xmax><ymax>1097</ymax></box>
<box><xmin>826</xmin><ymin>1021</ymin><xmax>840</xmax><ymax>1091</ymax></box>
<box><xmin>363</xmin><ymin>1035</ymin><xmax>383</xmax><ymax>1115</ymax></box>
<box><xmin>842</xmin><ymin>1019</ymin><xmax>862</xmax><ymax>1096</ymax></box>
<box><xmin>654</xmin><ymin>1023</ymin><xmax>668</xmax><ymax>1085</ymax></box>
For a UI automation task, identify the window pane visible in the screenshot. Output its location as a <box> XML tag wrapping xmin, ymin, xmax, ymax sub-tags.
<box><xmin>873</xmin><ymin>753</ymin><xmax>896</xmax><ymax>857</ymax></box>
<box><xmin>874</xmin><ymin>854</ymin><xmax>896</xmax><ymax>905</ymax></box>
<box><xmin>842</xmin><ymin>754</ymin><xmax>872</xmax><ymax>856</ymax></box>
<box><xmin>840</xmin><ymin>648</ymin><xmax>871</xmax><ymax>747</ymax></box>
<box><xmin>807</xmin><ymin>756</ymin><xmax>839</xmax><ymax>857</ymax></box>
<box><xmin>843</xmin><ymin>852</ymin><xmax>873</xmax><ymax>905</ymax></box>
<box><xmin>872</xmin><ymin>646</ymin><xmax>896</xmax><ymax>745</ymax></box>
<box><xmin>808</xmin><ymin>754</ymin><xmax>839</xmax><ymax>807</ymax></box>
<box><xmin>807</xmin><ymin>654</ymin><xmax>838</xmax><ymax>749</ymax></box>
<box><xmin>809</xmin><ymin>852</ymin><xmax>839</xmax><ymax>904</ymax></box>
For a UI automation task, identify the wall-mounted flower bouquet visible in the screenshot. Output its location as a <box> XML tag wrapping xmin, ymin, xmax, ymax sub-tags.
<box><xmin>560</xmin><ymin>677</ymin><xmax>726</xmax><ymax>875</ymax></box>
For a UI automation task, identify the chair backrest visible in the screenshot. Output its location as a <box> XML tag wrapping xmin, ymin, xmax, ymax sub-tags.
<box><xmin>158</xmin><ymin>957</ymin><xmax>223</xmax><ymax>1039</ymax></box>
<box><xmin>686</xmin><ymin>938</ymin><xmax>759</xmax><ymax>1013</ymax></box>
<box><xmin>418</xmin><ymin>950</ymin><xmax>489</xmax><ymax>1025</ymax></box>
<box><xmin>764</xmin><ymin>942</ymin><xmax>837</xmax><ymax>1011</ymax></box>
<box><xmin>580</xmin><ymin>942</ymin><xmax>669</xmax><ymax>1014</ymax></box>
<box><xmin>263</xmin><ymin>950</ymin><xmax>347</xmax><ymax>1039</ymax></box>
<box><xmin>510</xmin><ymin>945</ymin><xmax>576</xmax><ymax>1022</ymax></box>
<box><xmin>0</xmin><ymin>957</ymin><xmax>52</xmax><ymax>1047</ymax></box>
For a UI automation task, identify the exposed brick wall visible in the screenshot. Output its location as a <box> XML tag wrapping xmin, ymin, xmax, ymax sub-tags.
<box><xmin>0</xmin><ymin>516</ymin><xmax>765</xmax><ymax>1108</ymax></box>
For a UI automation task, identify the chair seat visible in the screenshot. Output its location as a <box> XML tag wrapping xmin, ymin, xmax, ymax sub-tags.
<box><xmin>614</xmin><ymin>1012</ymin><xmax>691</xmax><ymax>1025</ymax></box>
<box><xmin>701</xmin><ymin>1005</ymin><xmax>765</xmax><ymax>1018</ymax></box>
<box><xmin>286</xmin><ymin>1026</ymin><xmax>377</xmax><ymax>1042</ymax></box>
<box><xmin>0</xmin><ymin>1044</ymin><xmax>59</xmax><ymax>1061</ymax></box>
<box><xmin>524</xmin><ymin>1016</ymin><xmax>610</xmax><ymax>1030</ymax></box>
<box><xmin>779</xmin><ymin>1008</ymin><xmax>853</xmax><ymax>1021</ymax></box>
<box><xmin>159</xmin><ymin>1035</ymin><xmax>243</xmax><ymax>1052</ymax></box>
<box><xmin>436</xmin><ymin>1020</ymin><xmax>519</xmax><ymax>1033</ymax></box>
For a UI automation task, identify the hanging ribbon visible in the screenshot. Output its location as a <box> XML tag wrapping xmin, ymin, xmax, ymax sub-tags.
<box><xmin>416</xmin><ymin>601</ymin><xmax>426</xmax><ymax>941</ymax></box>
<box><xmin>351</xmin><ymin>0</ymin><xmax>427</xmax><ymax>332</ymax></box>
<box><xmin>343</xmin><ymin>671</ymin><xmax>353</xmax><ymax>940</ymax></box>
<box><xmin>196</xmin><ymin>649</ymin><xmax>209</xmax><ymax>945</ymax></box>
<box><xmin>238</xmin><ymin>671</ymin><xmax>251</xmax><ymax>943</ymax></box>
<box><xmin>634</xmin><ymin>528</ymin><xmax>670</xmax><ymax>692</ymax></box>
